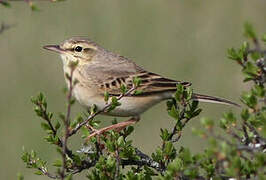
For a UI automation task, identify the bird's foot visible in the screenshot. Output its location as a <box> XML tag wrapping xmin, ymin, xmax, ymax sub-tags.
<box><xmin>86</xmin><ymin>116</ymin><xmax>140</xmax><ymax>140</ymax></box>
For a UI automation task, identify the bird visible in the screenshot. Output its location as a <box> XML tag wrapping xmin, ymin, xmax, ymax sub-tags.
<box><xmin>43</xmin><ymin>37</ymin><xmax>239</xmax><ymax>137</ymax></box>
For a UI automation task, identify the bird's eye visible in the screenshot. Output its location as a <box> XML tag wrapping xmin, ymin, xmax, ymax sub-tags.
<box><xmin>74</xmin><ymin>46</ymin><xmax>83</xmax><ymax>52</ymax></box>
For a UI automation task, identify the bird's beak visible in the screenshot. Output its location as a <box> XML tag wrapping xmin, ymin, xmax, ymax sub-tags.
<box><xmin>43</xmin><ymin>45</ymin><xmax>65</xmax><ymax>54</ymax></box>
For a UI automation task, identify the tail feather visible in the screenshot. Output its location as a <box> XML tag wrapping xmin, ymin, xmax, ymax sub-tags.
<box><xmin>192</xmin><ymin>93</ymin><xmax>240</xmax><ymax>107</ymax></box>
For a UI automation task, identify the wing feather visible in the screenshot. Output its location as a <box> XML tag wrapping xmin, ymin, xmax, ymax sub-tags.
<box><xmin>99</xmin><ymin>70</ymin><xmax>191</xmax><ymax>96</ymax></box>
<box><xmin>79</xmin><ymin>54</ymin><xmax>191</xmax><ymax>96</ymax></box>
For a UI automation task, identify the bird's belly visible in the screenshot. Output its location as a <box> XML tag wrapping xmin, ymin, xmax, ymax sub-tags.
<box><xmin>105</xmin><ymin>96</ymin><xmax>163</xmax><ymax>117</ymax></box>
<box><xmin>73</xmin><ymin>86</ymin><xmax>164</xmax><ymax>117</ymax></box>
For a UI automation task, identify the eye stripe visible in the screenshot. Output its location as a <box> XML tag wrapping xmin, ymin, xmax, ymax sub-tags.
<box><xmin>65</xmin><ymin>48</ymin><xmax>75</xmax><ymax>51</ymax></box>
<box><xmin>84</xmin><ymin>48</ymin><xmax>93</xmax><ymax>51</ymax></box>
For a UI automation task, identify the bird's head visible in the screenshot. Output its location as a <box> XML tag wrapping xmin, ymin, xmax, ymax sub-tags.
<box><xmin>43</xmin><ymin>37</ymin><xmax>100</xmax><ymax>65</ymax></box>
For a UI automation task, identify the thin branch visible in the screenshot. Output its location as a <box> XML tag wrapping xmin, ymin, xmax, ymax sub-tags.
<box><xmin>27</xmin><ymin>159</ymin><xmax>59</xmax><ymax>179</ymax></box>
<box><xmin>135</xmin><ymin>148</ymin><xmax>165</xmax><ymax>172</ymax></box>
<box><xmin>115</xmin><ymin>149</ymin><xmax>120</xmax><ymax>179</ymax></box>
<box><xmin>36</xmin><ymin>96</ymin><xmax>74</xmax><ymax>159</ymax></box>
<box><xmin>117</xmin><ymin>148</ymin><xmax>165</xmax><ymax>173</ymax></box>
<box><xmin>69</xmin><ymin>147</ymin><xmax>164</xmax><ymax>176</ymax></box>
<box><xmin>61</xmin><ymin>68</ymin><xmax>75</xmax><ymax>179</ymax></box>
<box><xmin>168</xmin><ymin>108</ymin><xmax>192</xmax><ymax>143</ymax></box>
<box><xmin>242</xmin><ymin>123</ymin><xmax>250</xmax><ymax>145</ymax></box>
<box><xmin>69</xmin><ymin>87</ymin><xmax>136</xmax><ymax>136</ymax></box>
<box><xmin>38</xmin><ymin>167</ymin><xmax>59</xmax><ymax>179</ymax></box>
<box><xmin>37</xmin><ymin>103</ymin><xmax>57</xmax><ymax>139</ymax></box>
<box><xmin>169</xmin><ymin>124</ymin><xmax>177</xmax><ymax>141</ymax></box>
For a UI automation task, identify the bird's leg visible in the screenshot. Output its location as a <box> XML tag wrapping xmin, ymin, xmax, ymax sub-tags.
<box><xmin>86</xmin><ymin>116</ymin><xmax>140</xmax><ymax>139</ymax></box>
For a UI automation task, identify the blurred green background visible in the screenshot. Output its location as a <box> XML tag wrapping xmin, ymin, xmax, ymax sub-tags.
<box><xmin>0</xmin><ymin>0</ymin><xmax>265</xmax><ymax>179</ymax></box>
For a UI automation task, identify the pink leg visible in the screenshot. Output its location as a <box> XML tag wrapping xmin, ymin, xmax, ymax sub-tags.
<box><xmin>86</xmin><ymin>116</ymin><xmax>140</xmax><ymax>139</ymax></box>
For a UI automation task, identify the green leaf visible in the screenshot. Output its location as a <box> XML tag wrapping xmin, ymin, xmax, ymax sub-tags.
<box><xmin>220</xmin><ymin>111</ymin><xmax>236</xmax><ymax>129</ymax></box>
<box><xmin>250</xmin><ymin>51</ymin><xmax>262</xmax><ymax>61</ymax></box>
<box><xmin>168</xmin><ymin>105</ymin><xmax>179</xmax><ymax>120</ymax></box>
<box><xmin>120</xmin><ymin>84</ymin><xmax>127</xmax><ymax>94</ymax></box>
<box><xmin>34</xmin><ymin>106</ymin><xmax>43</xmax><ymax>117</ymax></box>
<box><xmin>244</xmin><ymin>22</ymin><xmax>257</xmax><ymax>39</ymax></box>
<box><xmin>55</xmin><ymin>121</ymin><xmax>60</xmax><ymax>130</ymax></box>
<box><xmin>160</xmin><ymin>128</ymin><xmax>170</xmax><ymax>141</ymax></box>
<box><xmin>47</xmin><ymin>112</ymin><xmax>53</xmax><ymax>119</ymax></box>
<box><xmin>44</xmin><ymin>135</ymin><xmax>59</xmax><ymax>144</ymax></box>
<box><xmin>164</xmin><ymin>141</ymin><xmax>174</xmax><ymax>156</ymax></box>
<box><xmin>81</xmin><ymin>126</ymin><xmax>90</xmax><ymax>138</ymax></box>
<box><xmin>30</xmin><ymin>150</ymin><xmax>36</xmax><ymax>159</ymax></box>
<box><xmin>30</xmin><ymin>96</ymin><xmax>38</xmax><ymax>104</ymax></box>
<box><xmin>38</xmin><ymin>92</ymin><xmax>45</xmax><ymax>103</ymax></box>
<box><xmin>90</xmin><ymin>104</ymin><xmax>97</xmax><ymax>115</ymax></box>
<box><xmin>117</xmin><ymin>136</ymin><xmax>125</xmax><ymax>146</ymax></box>
<box><xmin>106</xmin><ymin>155</ymin><xmax>116</xmax><ymax>168</ymax></box>
<box><xmin>241</xmin><ymin>41</ymin><xmax>249</xmax><ymax>52</ymax></box>
<box><xmin>192</xmin><ymin>108</ymin><xmax>202</xmax><ymax>118</ymax></box>
<box><xmin>227</xmin><ymin>48</ymin><xmax>241</xmax><ymax>61</ymax></box>
<box><xmin>134</xmin><ymin>90</ymin><xmax>143</xmax><ymax>95</ymax></box>
<box><xmin>133</xmin><ymin>77</ymin><xmax>142</xmax><ymax>87</ymax></box>
<box><xmin>106</xmin><ymin>139</ymin><xmax>116</xmax><ymax>152</ymax></box>
<box><xmin>252</xmin><ymin>85</ymin><xmax>265</xmax><ymax>97</ymax></box>
<box><xmin>104</xmin><ymin>91</ymin><xmax>109</xmax><ymax>102</ymax></box>
<box><xmin>166</xmin><ymin>99</ymin><xmax>176</xmax><ymax>111</ymax></box>
<box><xmin>34</xmin><ymin>170</ymin><xmax>43</xmax><ymax>175</ymax></box>
<box><xmin>167</xmin><ymin>157</ymin><xmax>183</xmax><ymax>171</ymax></box>
<box><xmin>123</xmin><ymin>126</ymin><xmax>134</xmax><ymax>137</ymax></box>
<box><xmin>52</xmin><ymin>159</ymin><xmax>62</xmax><ymax>167</ymax></box>
<box><xmin>66</xmin><ymin>174</ymin><xmax>73</xmax><ymax>180</ymax></box>
<box><xmin>41</xmin><ymin>122</ymin><xmax>51</xmax><ymax>131</ymax></box>
<box><xmin>108</xmin><ymin>97</ymin><xmax>121</xmax><ymax>112</ymax></box>
<box><xmin>241</xmin><ymin>109</ymin><xmax>250</xmax><ymax>121</ymax></box>
<box><xmin>223</xmin><ymin>111</ymin><xmax>237</xmax><ymax>124</ymax></box>
<box><xmin>185</xmin><ymin>87</ymin><xmax>193</xmax><ymax>100</ymax></box>
<box><xmin>72</xmin><ymin>154</ymin><xmax>82</xmax><ymax>166</ymax></box>
<box><xmin>244</xmin><ymin>62</ymin><xmax>258</xmax><ymax>75</ymax></box>
<box><xmin>190</xmin><ymin>100</ymin><xmax>199</xmax><ymax>112</ymax></box>
<box><xmin>241</xmin><ymin>91</ymin><xmax>257</xmax><ymax>108</ymax></box>
<box><xmin>175</xmin><ymin>84</ymin><xmax>184</xmax><ymax>101</ymax></box>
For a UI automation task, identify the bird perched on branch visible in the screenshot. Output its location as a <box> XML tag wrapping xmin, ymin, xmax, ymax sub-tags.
<box><xmin>44</xmin><ymin>37</ymin><xmax>239</xmax><ymax>137</ymax></box>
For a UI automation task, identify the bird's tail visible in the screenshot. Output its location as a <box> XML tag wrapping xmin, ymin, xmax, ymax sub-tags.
<box><xmin>192</xmin><ymin>93</ymin><xmax>240</xmax><ymax>107</ymax></box>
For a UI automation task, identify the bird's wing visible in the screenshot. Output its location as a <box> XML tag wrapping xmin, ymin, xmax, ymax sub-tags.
<box><xmin>81</xmin><ymin>60</ymin><xmax>191</xmax><ymax>96</ymax></box>
<box><xmin>102</xmin><ymin>70</ymin><xmax>191</xmax><ymax>96</ymax></box>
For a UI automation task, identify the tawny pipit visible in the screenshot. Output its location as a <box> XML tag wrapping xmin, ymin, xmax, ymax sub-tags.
<box><xmin>43</xmin><ymin>37</ymin><xmax>238</xmax><ymax>136</ymax></box>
